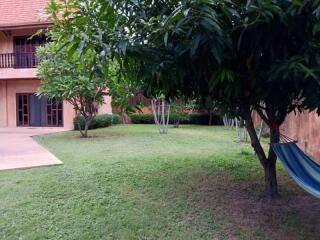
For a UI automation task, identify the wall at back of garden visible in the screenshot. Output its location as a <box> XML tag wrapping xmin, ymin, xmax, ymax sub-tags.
<box><xmin>282</xmin><ymin>112</ymin><xmax>320</xmax><ymax>160</ymax></box>
<box><xmin>252</xmin><ymin>111</ymin><xmax>320</xmax><ymax>160</ymax></box>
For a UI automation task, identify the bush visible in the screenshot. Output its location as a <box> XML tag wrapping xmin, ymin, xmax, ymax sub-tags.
<box><xmin>189</xmin><ymin>114</ymin><xmax>222</xmax><ymax>125</ymax></box>
<box><xmin>111</xmin><ymin>114</ymin><xmax>121</xmax><ymax>125</ymax></box>
<box><xmin>130</xmin><ymin>113</ymin><xmax>223</xmax><ymax>125</ymax></box>
<box><xmin>170</xmin><ymin>112</ymin><xmax>190</xmax><ymax>124</ymax></box>
<box><xmin>130</xmin><ymin>113</ymin><xmax>155</xmax><ymax>124</ymax></box>
<box><xmin>74</xmin><ymin>114</ymin><xmax>121</xmax><ymax>130</ymax></box>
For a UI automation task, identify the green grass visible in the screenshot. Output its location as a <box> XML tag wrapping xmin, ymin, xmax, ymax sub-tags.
<box><xmin>0</xmin><ymin>125</ymin><xmax>318</xmax><ymax>240</ymax></box>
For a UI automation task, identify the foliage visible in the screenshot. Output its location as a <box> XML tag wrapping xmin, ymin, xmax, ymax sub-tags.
<box><xmin>46</xmin><ymin>0</ymin><xmax>320</xmax><ymax>196</ymax></box>
<box><xmin>130</xmin><ymin>113</ymin><xmax>155</xmax><ymax>124</ymax></box>
<box><xmin>171</xmin><ymin>112</ymin><xmax>191</xmax><ymax>125</ymax></box>
<box><xmin>37</xmin><ymin>42</ymin><xmax>108</xmax><ymax>138</ymax></box>
<box><xmin>74</xmin><ymin>114</ymin><xmax>120</xmax><ymax>130</ymax></box>
<box><xmin>170</xmin><ymin>101</ymin><xmax>189</xmax><ymax>128</ymax></box>
<box><xmin>107</xmin><ymin>61</ymin><xmax>143</xmax><ymax>122</ymax></box>
<box><xmin>189</xmin><ymin>114</ymin><xmax>222</xmax><ymax>125</ymax></box>
<box><xmin>130</xmin><ymin>113</ymin><xmax>222</xmax><ymax>125</ymax></box>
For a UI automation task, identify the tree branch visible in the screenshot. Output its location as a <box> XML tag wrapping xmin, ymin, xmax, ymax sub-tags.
<box><xmin>255</xmin><ymin>107</ymin><xmax>271</xmax><ymax>127</ymax></box>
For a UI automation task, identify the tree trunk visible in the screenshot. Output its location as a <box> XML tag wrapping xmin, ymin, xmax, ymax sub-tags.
<box><xmin>174</xmin><ymin>119</ymin><xmax>180</xmax><ymax>128</ymax></box>
<box><xmin>77</xmin><ymin>117</ymin><xmax>93</xmax><ymax>138</ymax></box>
<box><xmin>77</xmin><ymin>121</ymin><xmax>86</xmax><ymax>138</ymax></box>
<box><xmin>209</xmin><ymin>111</ymin><xmax>213</xmax><ymax>126</ymax></box>
<box><xmin>264</xmin><ymin>125</ymin><xmax>280</xmax><ymax>197</ymax></box>
<box><xmin>245</xmin><ymin>115</ymin><xmax>279</xmax><ymax>198</ymax></box>
<box><xmin>83</xmin><ymin>118</ymin><xmax>93</xmax><ymax>138</ymax></box>
<box><xmin>263</xmin><ymin>156</ymin><xmax>278</xmax><ymax>198</ymax></box>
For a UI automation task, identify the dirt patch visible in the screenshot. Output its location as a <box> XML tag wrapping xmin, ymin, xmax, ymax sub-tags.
<box><xmin>189</xmin><ymin>175</ymin><xmax>320</xmax><ymax>240</ymax></box>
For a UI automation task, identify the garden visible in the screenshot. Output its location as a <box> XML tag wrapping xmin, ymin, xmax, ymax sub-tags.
<box><xmin>1</xmin><ymin>125</ymin><xmax>319</xmax><ymax>239</ymax></box>
<box><xmin>2</xmin><ymin>1</ymin><xmax>320</xmax><ymax>239</ymax></box>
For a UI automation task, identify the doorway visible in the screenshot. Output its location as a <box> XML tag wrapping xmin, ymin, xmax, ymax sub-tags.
<box><xmin>16</xmin><ymin>94</ymin><xmax>63</xmax><ymax>127</ymax></box>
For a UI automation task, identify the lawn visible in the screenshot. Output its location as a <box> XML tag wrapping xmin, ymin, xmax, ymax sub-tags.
<box><xmin>0</xmin><ymin>125</ymin><xmax>319</xmax><ymax>240</ymax></box>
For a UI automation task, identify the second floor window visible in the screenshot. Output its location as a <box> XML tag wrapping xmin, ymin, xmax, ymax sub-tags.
<box><xmin>14</xmin><ymin>36</ymin><xmax>47</xmax><ymax>68</ymax></box>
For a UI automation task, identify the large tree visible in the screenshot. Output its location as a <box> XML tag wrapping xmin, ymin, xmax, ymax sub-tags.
<box><xmin>47</xmin><ymin>0</ymin><xmax>320</xmax><ymax>198</ymax></box>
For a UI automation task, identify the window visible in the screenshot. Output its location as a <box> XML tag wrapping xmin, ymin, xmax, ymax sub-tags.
<box><xmin>13</xmin><ymin>36</ymin><xmax>47</xmax><ymax>68</ymax></box>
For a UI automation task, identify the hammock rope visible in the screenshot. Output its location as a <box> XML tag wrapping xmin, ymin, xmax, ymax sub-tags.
<box><xmin>278</xmin><ymin>133</ymin><xmax>297</xmax><ymax>144</ymax></box>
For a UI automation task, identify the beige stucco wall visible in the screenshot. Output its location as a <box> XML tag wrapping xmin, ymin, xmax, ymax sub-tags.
<box><xmin>0</xmin><ymin>28</ymin><xmax>113</xmax><ymax>129</ymax></box>
<box><xmin>253</xmin><ymin>110</ymin><xmax>320</xmax><ymax>160</ymax></box>
<box><xmin>282</xmin><ymin>111</ymin><xmax>320</xmax><ymax>159</ymax></box>
<box><xmin>0</xmin><ymin>28</ymin><xmax>38</xmax><ymax>53</ymax></box>
<box><xmin>0</xmin><ymin>68</ymin><xmax>37</xmax><ymax>79</ymax></box>
<box><xmin>0</xmin><ymin>28</ymin><xmax>42</xmax><ymax>79</ymax></box>
<box><xmin>0</xmin><ymin>81</ymin><xmax>7</xmax><ymax>125</ymax></box>
<box><xmin>0</xmin><ymin>79</ymin><xmax>113</xmax><ymax>129</ymax></box>
<box><xmin>98</xmin><ymin>96</ymin><xmax>112</xmax><ymax>115</ymax></box>
<box><xmin>0</xmin><ymin>79</ymin><xmax>76</xmax><ymax>128</ymax></box>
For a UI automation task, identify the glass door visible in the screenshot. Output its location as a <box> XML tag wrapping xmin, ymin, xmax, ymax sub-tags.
<box><xmin>16</xmin><ymin>94</ymin><xmax>63</xmax><ymax>127</ymax></box>
<box><xmin>47</xmin><ymin>99</ymin><xmax>63</xmax><ymax>126</ymax></box>
<box><xmin>17</xmin><ymin>94</ymin><xmax>30</xmax><ymax>126</ymax></box>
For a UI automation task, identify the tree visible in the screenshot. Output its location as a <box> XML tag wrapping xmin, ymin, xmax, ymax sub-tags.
<box><xmin>120</xmin><ymin>0</ymin><xmax>320</xmax><ymax>198</ymax></box>
<box><xmin>37</xmin><ymin>42</ymin><xmax>108</xmax><ymax>138</ymax></box>
<box><xmin>107</xmin><ymin>61</ymin><xmax>143</xmax><ymax>124</ymax></box>
<box><xmin>46</xmin><ymin>0</ymin><xmax>320</xmax><ymax>198</ymax></box>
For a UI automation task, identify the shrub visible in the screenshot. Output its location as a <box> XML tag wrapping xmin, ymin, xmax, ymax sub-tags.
<box><xmin>111</xmin><ymin>114</ymin><xmax>121</xmax><ymax>125</ymax></box>
<box><xmin>130</xmin><ymin>113</ymin><xmax>223</xmax><ymax>125</ymax></box>
<box><xmin>170</xmin><ymin>112</ymin><xmax>190</xmax><ymax>124</ymax></box>
<box><xmin>130</xmin><ymin>113</ymin><xmax>155</xmax><ymax>124</ymax></box>
<box><xmin>74</xmin><ymin>114</ymin><xmax>121</xmax><ymax>130</ymax></box>
<box><xmin>189</xmin><ymin>114</ymin><xmax>222</xmax><ymax>125</ymax></box>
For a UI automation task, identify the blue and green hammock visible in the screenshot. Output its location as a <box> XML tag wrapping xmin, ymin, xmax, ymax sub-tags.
<box><xmin>272</xmin><ymin>136</ymin><xmax>320</xmax><ymax>198</ymax></box>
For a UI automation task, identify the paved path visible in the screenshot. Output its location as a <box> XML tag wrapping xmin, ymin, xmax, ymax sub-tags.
<box><xmin>0</xmin><ymin>128</ymin><xmax>70</xmax><ymax>171</ymax></box>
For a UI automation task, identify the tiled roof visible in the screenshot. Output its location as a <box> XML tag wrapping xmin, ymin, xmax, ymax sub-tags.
<box><xmin>0</xmin><ymin>0</ymin><xmax>51</xmax><ymax>28</ymax></box>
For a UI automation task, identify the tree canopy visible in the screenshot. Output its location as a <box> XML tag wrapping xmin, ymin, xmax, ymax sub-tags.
<box><xmin>46</xmin><ymin>0</ymin><xmax>320</xmax><ymax>197</ymax></box>
<box><xmin>37</xmin><ymin>42</ymin><xmax>108</xmax><ymax>137</ymax></box>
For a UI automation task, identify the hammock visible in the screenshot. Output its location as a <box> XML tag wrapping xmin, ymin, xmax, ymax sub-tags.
<box><xmin>272</xmin><ymin>141</ymin><xmax>320</xmax><ymax>198</ymax></box>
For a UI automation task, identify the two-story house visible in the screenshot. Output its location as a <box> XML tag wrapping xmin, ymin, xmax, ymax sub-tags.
<box><xmin>0</xmin><ymin>0</ymin><xmax>112</xmax><ymax>128</ymax></box>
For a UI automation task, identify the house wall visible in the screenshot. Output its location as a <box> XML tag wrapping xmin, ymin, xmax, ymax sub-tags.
<box><xmin>0</xmin><ymin>81</ymin><xmax>7</xmax><ymax>125</ymax></box>
<box><xmin>98</xmin><ymin>96</ymin><xmax>113</xmax><ymax>115</ymax></box>
<box><xmin>0</xmin><ymin>28</ymin><xmax>38</xmax><ymax>53</ymax></box>
<box><xmin>0</xmin><ymin>79</ymin><xmax>76</xmax><ymax>128</ymax></box>
<box><xmin>0</xmin><ymin>79</ymin><xmax>113</xmax><ymax>129</ymax></box>
<box><xmin>0</xmin><ymin>28</ymin><xmax>113</xmax><ymax>128</ymax></box>
<box><xmin>0</xmin><ymin>28</ymin><xmax>42</xmax><ymax>80</ymax></box>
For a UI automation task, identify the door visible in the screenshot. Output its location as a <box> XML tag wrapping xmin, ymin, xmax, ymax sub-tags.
<box><xmin>47</xmin><ymin>99</ymin><xmax>63</xmax><ymax>126</ymax></box>
<box><xmin>17</xmin><ymin>94</ymin><xmax>30</xmax><ymax>126</ymax></box>
<box><xmin>29</xmin><ymin>95</ymin><xmax>43</xmax><ymax>126</ymax></box>
<box><xmin>17</xmin><ymin>94</ymin><xmax>63</xmax><ymax>127</ymax></box>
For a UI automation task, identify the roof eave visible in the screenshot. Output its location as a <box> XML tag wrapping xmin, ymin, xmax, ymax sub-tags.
<box><xmin>0</xmin><ymin>22</ymin><xmax>52</xmax><ymax>31</ymax></box>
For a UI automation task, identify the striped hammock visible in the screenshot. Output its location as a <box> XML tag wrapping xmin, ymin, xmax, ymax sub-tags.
<box><xmin>272</xmin><ymin>142</ymin><xmax>320</xmax><ymax>198</ymax></box>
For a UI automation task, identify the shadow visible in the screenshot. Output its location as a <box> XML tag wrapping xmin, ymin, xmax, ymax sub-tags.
<box><xmin>186</xmin><ymin>174</ymin><xmax>320</xmax><ymax>240</ymax></box>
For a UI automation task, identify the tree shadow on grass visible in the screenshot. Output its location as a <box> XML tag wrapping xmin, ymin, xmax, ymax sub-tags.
<box><xmin>187</xmin><ymin>174</ymin><xmax>320</xmax><ymax>240</ymax></box>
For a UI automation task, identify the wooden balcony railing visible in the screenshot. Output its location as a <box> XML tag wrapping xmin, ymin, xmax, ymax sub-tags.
<box><xmin>0</xmin><ymin>53</ymin><xmax>39</xmax><ymax>68</ymax></box>
<box><xmin>0</xmin><ymin>53</ymin><xmax>14</xmax><ymax>68</ymax></box>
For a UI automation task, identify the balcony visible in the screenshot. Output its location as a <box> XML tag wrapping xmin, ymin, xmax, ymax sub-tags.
<box><xmin>0</xmin><ymin>52</ymin><xmax>39</xmax><ymax>69</ymax></box>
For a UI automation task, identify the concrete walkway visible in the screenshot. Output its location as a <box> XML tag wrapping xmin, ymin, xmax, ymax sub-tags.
<box><xmin>0</xmin><ymin>127</ymin><xmax>70</xmax><ymax>171</ymax></box>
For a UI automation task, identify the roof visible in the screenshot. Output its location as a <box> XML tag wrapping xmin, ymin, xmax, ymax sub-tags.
<box><xmin>0</xmin><ymin>0</ymin><xmax>51</xmax><ymax>30</ymax></box>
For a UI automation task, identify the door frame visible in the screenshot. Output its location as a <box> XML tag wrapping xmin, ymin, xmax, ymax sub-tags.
<box><xmin>16</xmin><ymin>93</ymin><xmax>32</xmax><ymax>127</ymax></box>
<box><xmin>16</xmin><ymin>93</ymin><xmax>64</xmax><ymax>127</ymax></box>
<box><xmin>46</xmin><ymin>98</ymin><xmax>64</xmax><ymax>127</ymax></box>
